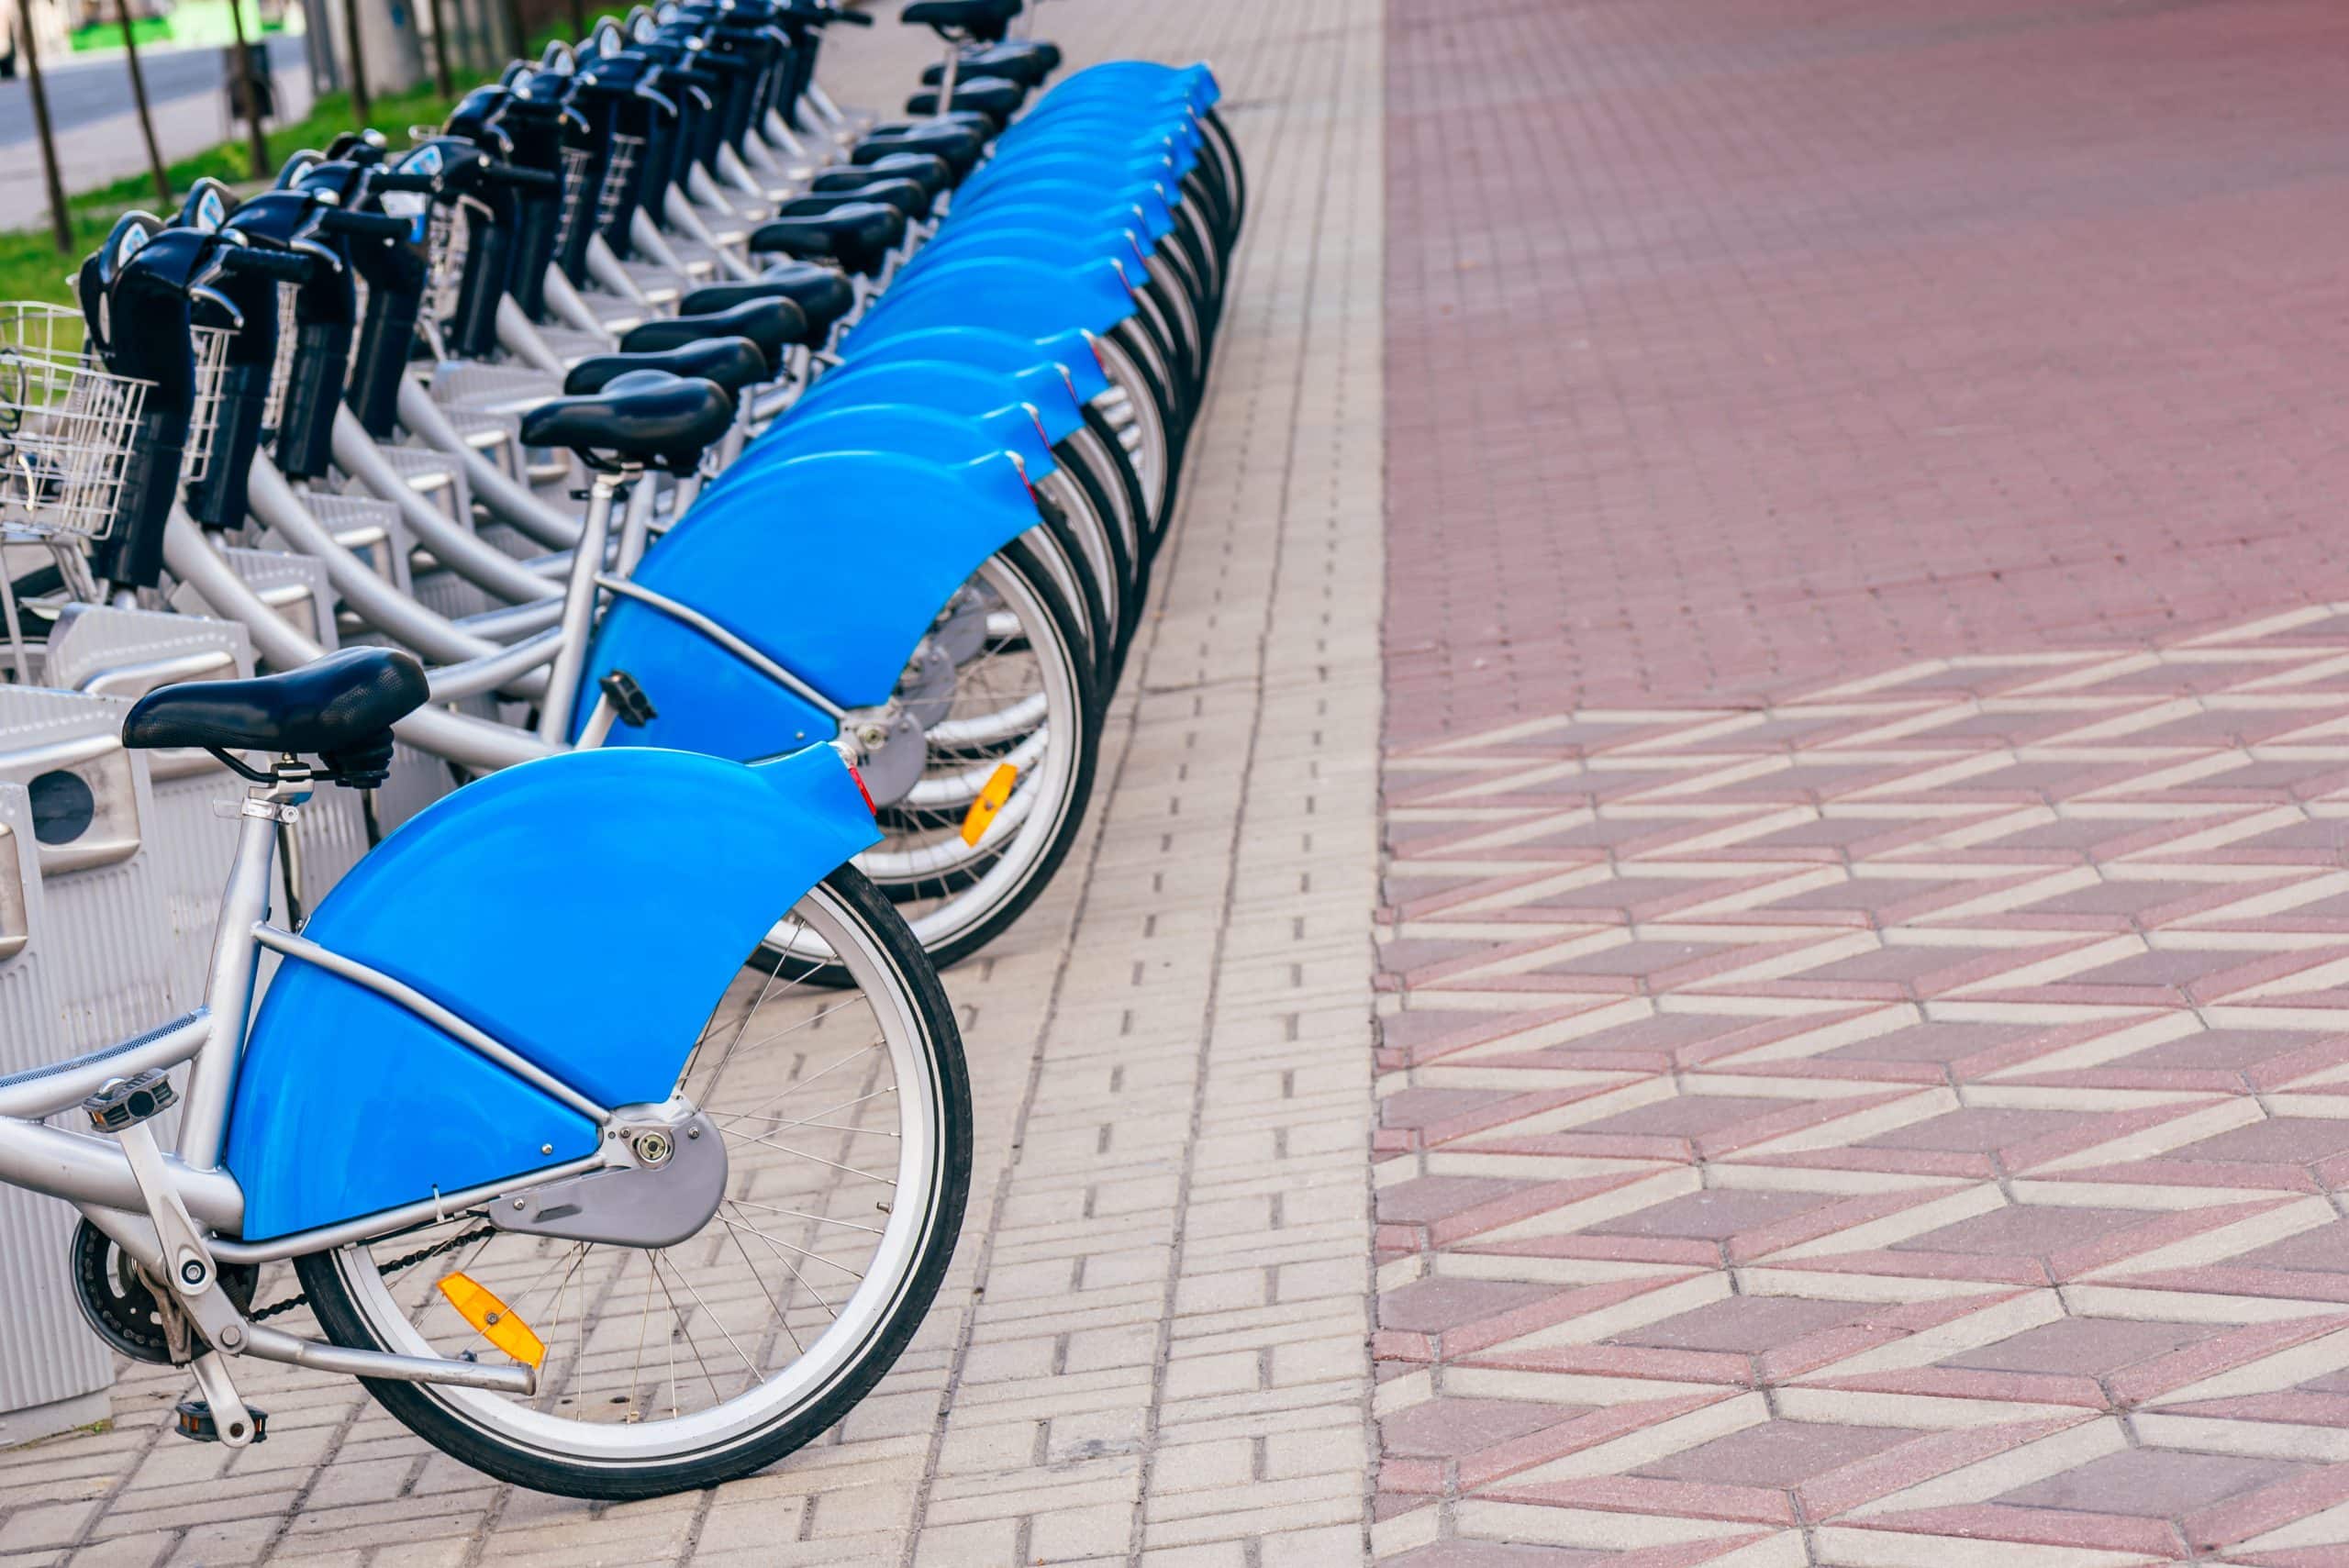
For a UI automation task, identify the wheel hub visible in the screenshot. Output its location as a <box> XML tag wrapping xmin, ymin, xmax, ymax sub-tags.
<box><xmin>488</xmin><ymin>1099</ymin><xmax>728</xmax><ymax>1250</ymax></box>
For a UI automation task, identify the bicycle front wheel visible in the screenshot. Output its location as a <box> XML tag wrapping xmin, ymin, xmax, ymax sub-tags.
<box><xmin>294</xmin><ymin>868</ymin><xmax>970</xmax><ymax>1500</ymax></box>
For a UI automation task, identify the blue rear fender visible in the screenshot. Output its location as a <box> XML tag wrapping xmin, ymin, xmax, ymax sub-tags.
<box><xmin>837</xmin><ymin>324</ymin><xmax>1111</xmax><ymax>405</ymax></box>
<box><xmin>853</xmin><ymin>256</ymin><xmax>1139</xmax><ymax>342</ymax></box>
<box><xmin>967</xmin><ymin>145</ymin><xmax>1194</xmax><ymax>200</ymax></box>
<box><xmin>225</xmin><ymin>746</ymin><xmax>878</xmax><ymax>1240</ymax></box>
<box><xmin>727</xmin><ymin>400</ymin><xmax>1058</xmax><ymax>487</ymax></box>
<box><xmin>1003</xmin><ymin>119</ymin><xmax>1201</xmax><ymax>162</ymax></box>
<box><xmin>796</xmin><ymin>354</ymin><xmax>1089</xmax><ymax>443</ymax></box>
<box><xmin>900</xmin><ymin>228</ymin><xmax>1153</xmax><ymax>294</ymax></box>
<box><xmin>579</xmin><ymin>450</ymin><xmax>1041</xmax><ymax>756</ymax></box>
<box><xmin>947</xmin><ymin>189</ymin><xmax>1181</xmax><ymax>247</ymax></box>
<box><xmin>999</xmin><ymin>111</ymin><xmax>1202</xmax><ymax>156</ymax></box>
<box><xmin>1014</xmin><ymin>94</ymin><xmax>1206</xmax><ymax>141</ymax></box>
<box><xmin>1047</xmin><ymin>61</ymin><xmax>1220</xmax><ymax>114</ymax></box>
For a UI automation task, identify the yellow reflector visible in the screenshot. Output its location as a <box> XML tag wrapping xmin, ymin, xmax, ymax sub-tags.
<box><xmin>960</xmin><ymin>762</ymin><xmax>1018</xmax><ymax>847</ymax></box>
<box><xmin>437</xmin><ymin>1272</ymin><xmax>545</xmax><ymax>1368</ymax></box>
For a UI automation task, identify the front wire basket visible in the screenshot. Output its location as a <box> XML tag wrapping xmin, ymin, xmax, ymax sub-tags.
<box><xmin>596</xmin><ymin>134</ymin><xmax>645</xmax><ymax>235</ymax></box>
<box><xmin>0</xmin><ymin>302</ymin><xmax>154</xmax><ymax>542</ymax></box>
<box><xmin>182</xmin><ymin>324</ymin><xmax>235</xmax><ymax>488</ymax></box>
<box><xmin>423</xmin><ymin>203</ymin><xmax>469</xmax><ymax>338</ymax></box>
<box><xmin>260</xmin><ymin>282</ymin><xmax>300</xmax><ymax>436</ymax></box>
<box><xmin>551</xmin><ymin>144</ymin><xmax>596</xmax><ymax>261</ymax></box>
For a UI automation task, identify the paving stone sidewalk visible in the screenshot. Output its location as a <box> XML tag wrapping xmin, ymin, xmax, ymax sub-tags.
<box><xmin>0</xmin><ymin>0</ymin><xmax>1388</xmax><ymax>1562</ymax></box>
<box><xmin>1375</xmin><ymin>1</ymin><xmax>2349</xmax><ymax>1563</ymax></box>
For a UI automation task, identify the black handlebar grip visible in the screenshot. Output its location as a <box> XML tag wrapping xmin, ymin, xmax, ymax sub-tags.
<box><xmin>369</xmin><ymin>171</ymin><xmax>439</xmax><ymax>194</ymax></box>
<box><xmin>320</xmin><ymin>207</ymin><xmax>415</xmax><ymax>240</ymax></box>
<box><xmin>485</xmin><ymin>161</ymin><xmax>562</xmax><ymax>193</ymax></box>
<box><xmin>221</xmin><ymin>247</ymin><xmax>315</xmax><ymax>282</ymax></box>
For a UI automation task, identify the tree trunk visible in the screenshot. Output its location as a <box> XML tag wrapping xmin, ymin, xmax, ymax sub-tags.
<box><xmin>339</xmin><ymin>0</ymin><xmax>372</xmax><ymax>118</ymax></box>
<box><xmin>17</xmin><ymin>0</ymin><xmax>72</xmax><ymax>257</ymax></box>
<box><xmin>224</xmin><ymin>0</ymin><xmax>272</xmax><ymax>181</ymax></box>
<box><xmin>114</xmin><ymin>0</ymin><xmax>173</xmax><ymax>206</ymax></box>
<box><xmin>425</xmin><ymin>0</ymin><xmax>454</xmax><ymax>95</ymax></box>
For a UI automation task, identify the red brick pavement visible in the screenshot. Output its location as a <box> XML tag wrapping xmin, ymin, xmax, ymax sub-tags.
<box><xmin>1377</xmin><ymin>2</ymin><xmax>2349</xmax><ymax>1562</ymax></box>
<box><xmin>1384</xmin><ymin>0</ymin><xmax>2349</xmax><ymax>747</ymax></box>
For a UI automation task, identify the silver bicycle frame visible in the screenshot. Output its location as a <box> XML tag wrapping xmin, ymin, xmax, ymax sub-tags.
<box><xmin>0</xmin><ymin>769</ymin><xmax>640</xmax><ymax>1392</ymax></box>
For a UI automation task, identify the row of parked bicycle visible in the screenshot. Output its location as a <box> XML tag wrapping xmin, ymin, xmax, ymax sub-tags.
<box><xmin>0</xmin><ymin>0</ymin><xmax>1240</xmax><ymax>1498</ymax></box>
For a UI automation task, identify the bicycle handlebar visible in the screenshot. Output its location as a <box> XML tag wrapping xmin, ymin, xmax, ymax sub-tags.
<box><xmin>219</xmin><ymin>246</ymin><xmax>315</xmax><ymax>282</ymax></box>
<box><xmin>484</xmin><ymin>161</ymin><xmax>562</xmax><ymax>193</ymax></box>
<box><xmin>319</xmin><ymin>207</ymin><xmax>414</xmax><ymax>241</ymax></box>
<box><xmin>369</xmin><ymin>171</ymin><xmax>439</xmax><ymax>194</ymax></box>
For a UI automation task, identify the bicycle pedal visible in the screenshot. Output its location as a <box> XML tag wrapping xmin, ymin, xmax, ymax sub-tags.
<box><xmin>172</xmin><ymin>1398</ymin><xmax>267</xmax><ymax>1445</ymax></box>
<box><xmin>83</xmin><ymin>1068</ymin><xmax>177</xmax><ymax>1134</ymax></box>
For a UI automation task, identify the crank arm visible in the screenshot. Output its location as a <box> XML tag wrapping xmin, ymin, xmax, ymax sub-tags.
<box><xmin>110</xmin><ymin>1106</ymin><xmax>250</xmax><ymax>1354</ymax></box>
<box><xmin>188</xmin><ymin>1351</ymin><xmax>260</xmax><ymax>1447</ymax></box>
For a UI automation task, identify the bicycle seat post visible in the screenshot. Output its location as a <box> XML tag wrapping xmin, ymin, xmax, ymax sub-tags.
<box><xmin>170</xmin><ymin>756</ymin><xmax>311</xmax><ymax>1166</ymax></box>
<box><xmin>540</xmin><ymin>463</ymin><xmax>636</xmax><ymax>745</ymax></box>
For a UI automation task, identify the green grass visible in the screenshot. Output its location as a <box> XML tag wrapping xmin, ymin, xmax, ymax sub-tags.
<box><xmin>69</xmin><ymin>0</ymin><xmax>284</xmax><ymax>54</ymax></box>
<box><xmin>69</xmin><ymin>15</ymin><xmax>172</xmax><ymax>50</ymax></box>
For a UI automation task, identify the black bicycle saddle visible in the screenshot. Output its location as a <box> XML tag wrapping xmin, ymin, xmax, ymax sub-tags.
<box><xmin>519</xmin><ymin>373</ymin><xmax>736</xmax><ymax>472</ymax></box>
<box><xmin>684</xmin><ymin>264</ymin><xmax>854</xmax><ymax>343</ymax></box>
<box><xmin>619</xmin><ymin>295</ymin><xmax>804</xmax><ymax>364</ymax></box>
<box><xmin>122</xmin><ymin>648</ymin><xmax>429</xmax><ymax>762</ymax></box>
<box><xmin>567</xmin><ymin>336</ymin><xmax>770</xmax><ymax>396</ymax></box>
<box><xmin>751</xmin><ymin>202</ymin><xmax>906</xmax><ymax>276</ymax></box>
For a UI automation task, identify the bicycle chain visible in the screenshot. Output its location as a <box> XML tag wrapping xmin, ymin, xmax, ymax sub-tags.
<box><xmin>248</xmin><ymin>1225</ymin><xmax>496</xmax><ymax>1322</ymax></box>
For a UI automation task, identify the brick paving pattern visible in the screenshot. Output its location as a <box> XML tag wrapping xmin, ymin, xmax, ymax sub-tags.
<box><xmin>1383</xmin><ymin>0</ymin><xmax>2349</xmax><ymax>747</ymax></box>
<box><xmin>1375</xmin><ymin>622</ymin><xmax>2349</xmax><ymax>1563</ymax></box>
<box><xmin>1376</xmin><ymin>0</ymin><xmax>2349</xmax><ymax>1562</ymax></box>
<box><xmin>0</xmin><ymin>0</ymin><xmax>1387</xmax><ymax>1562</ymax></box>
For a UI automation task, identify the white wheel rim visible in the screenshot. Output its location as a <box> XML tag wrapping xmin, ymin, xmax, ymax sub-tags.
<box><xmin>323</xmin><ymin>881</ymin><xmax>948</xmax><ymax>1464</ymax></box>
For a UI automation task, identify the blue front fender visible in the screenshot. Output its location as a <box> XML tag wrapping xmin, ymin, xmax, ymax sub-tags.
<box><xmin>226</xmin><ymin>746</ymin><xmax>877</xmax><ymax>1240</ymax></box>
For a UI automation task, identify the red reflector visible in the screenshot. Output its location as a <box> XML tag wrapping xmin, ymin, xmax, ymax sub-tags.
<box><xmin>847</xmin><ymin>763</ymin><xmax>877</xmax><ymax>817</ymax></box>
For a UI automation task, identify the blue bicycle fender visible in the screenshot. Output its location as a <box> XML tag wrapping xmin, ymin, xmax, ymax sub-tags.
<box><xmin>1000</xmin><ymin>106</ymin><xmax>1203</xmax><ymax>152</ymax></box>
<box><xmin>1000</xmin><ymin>117</ymin><xmax>1201</xmax><ymax>163</ymax></box>
<box><xmin>567</xmin><ymin>606</ymin><xmax>841</xmax><ymax>756</ymax></box>
<box><xmin>852</xmin><ymin>256</ymin><xmax>1139</xmax><ymax>341</ymax></box>
<box><xmin>586</xmin><ymin>450</ymin><xmax>1039</xmax><ymax>747</ymax></box>
<box><xmin>1048</xmin><ymin>61</ymin><xmax>1220</xmax><ymax>113</ymax></box>
<box><xmin>728</xmin><ymin>400</ymin><xmax>1058</xmax><ymax>487</ymax></box>
<box><xmin>971</xmin><ymin>142</ymin><xmax>1197</xmax><ymax>196</ymax></box>
<box><xmin>784</xmin><ymin>356</ymin><xmax>1086</xmax><ymax>443</ymax></box>
<box><xmin>945</xmin><ymin>190</ymin><xmax>1180</xmax><ymax>247</ymax></box>
<box><xmin>227</xmin><ymin>745</ymin><xmax>877</xmax><ymax>1240</ymax></box>
<box><xmin>1021</xmin><ymin>83</ymin><xmax>1209</xmax><ymax>129</ymax></box>
<box><xmin>837</xmin><ymin>325</ymin><xmax>1111</xmax><ymax>405</ymax></box>
<box><xmin>899</xmin><ymin>228</ymin><xmax>1153</xmax><ymax>292</ymax></box>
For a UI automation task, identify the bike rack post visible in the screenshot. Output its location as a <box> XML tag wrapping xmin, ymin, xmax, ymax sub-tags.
<box><xmin>0</xmin><ymin>780</ymin><xmax>119</xmax><ymax>1446</ymax></box>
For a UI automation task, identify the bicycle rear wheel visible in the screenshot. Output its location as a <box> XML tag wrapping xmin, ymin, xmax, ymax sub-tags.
<box><xmin>798</xmin><ymin>539</ymin><xmax>1100</xmax><ymax>975</ymax></box>
<box><xmin>295</xmin><ymin>868</ymin><xmax>969</xmax><ymax>1500</ymax></box>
